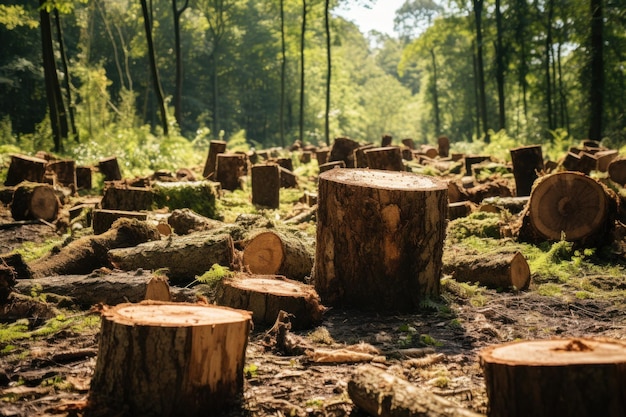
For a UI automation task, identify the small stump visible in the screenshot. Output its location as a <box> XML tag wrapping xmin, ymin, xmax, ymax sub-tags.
<box><xmin>88</xmin><ymin>301</ymin><xmax>252</xmax><ymax>417</ymax></box>
<box><xmin>480</xmin><ymin>338</ymin><xmax>626</xmax><ymax>417</ymax></box>
<box><xmin>314</xmin><ymin>169</ymin><xmax>448</xmax><ymax>311</ymax></box>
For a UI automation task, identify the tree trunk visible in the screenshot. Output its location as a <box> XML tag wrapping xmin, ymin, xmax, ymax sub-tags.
<box><xmin>348</xmin><ymin>365</ymin><xmax>484</xmax><ymax>417</ymax></box>
<box><xmin>544</xmin><ymin>0</ymin><xmax>555</xmax><ymax>131</ymax></box>
<box><xmin>314</xmin><ymin>169</ymin><xmax>448</xmax><ymax>311</ymax></box>
<box><xmin>494</xmin><ymin>0</ymin><xmax>505</xmax><ymax>130</ymax></box>
<box><xmin>480</xmin><ymin>338</ymin><xmax>626</xmax><ymax>417</ymax></box>
<box><xmin>172</xmin><ymin>0</ymin><xmax>189</xmax><ymax>129</ymax></box>
<box><xmin>443</xmin><ymin>250</ymin><xmax>530</xmax><ymax>290</ymax></box>
<box><xmin>324</xmin><ymin>0</ymin><xmax>331</xmax><ymax>146</ymax></box>
<box><xmin>88</xmin><ymin>302</ymin><xmax>252</xmax><ymax>417</ymax></box>
<box><xmin>251</xmin><ymin>164</ymin><xmax>280</xmax><ymax>209</ymax></box>
<box><xmin>53</xmin><ymin>9</ymin><xmax>78</xmax><ymax>142</ymax></box>
<box><xmin>510</xmin><ymin>145</ymin><xmax>544</xmax><ymax>196</ymax></box>
<box><xmin>242</xmin><ymin>230</ymin><xmax>314</xmax><ymax>281</ymax></box>
<box><xmin>279</xmin><ymin>0</ymin><xmax>286</xmax><ymax>147</ymax></box>
<box><xmin>299</xmin><ymin>0</ymin><xmax>307</xmax><ymax>142</ymax></box>
<box><xmin>217</xmin><ymin>275</ymin><xmax>324</xmax><ymax>329</ymax></box>
<box><xmin>473</xmin><ymin>0</ymin><xmax>489</xmax><ymax>142</ymax></box>
<box><xmin>430</xmin><ymin>48</ymin><xmax>441</xmax><ymax>136</ymax></box>
<box><xmin>4</xmin><ymin>154</ymin><xmax>47</xmax><ymax>186</ymax></box>
<box><xmin>10</xmin><ymin>182</ymin><xmax>60</xmax><ymax>222</ymax></box>
<box><xmin>588</xmin><ymin>0</ymin><xmax>604</xmax><ymax>140</ymax></box>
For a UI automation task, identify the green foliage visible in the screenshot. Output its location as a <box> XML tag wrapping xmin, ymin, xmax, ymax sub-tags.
<box><xmin>195</xmin><ymin>264</ymin><xmax>233</xmax><ymax>286</ymax></box>
<box><xmin>0</xmin><ymin>5</ymin><xmax>38</xmax><ymax>29</ymax></box>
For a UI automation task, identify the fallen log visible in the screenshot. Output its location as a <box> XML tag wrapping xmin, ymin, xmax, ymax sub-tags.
<box><xmin>348</xmin><ymin>365</ymin><xmax>484</xmax><ymax>417</ymax></box>
<box><xmin>29</xmin><ymin>218</ymin><xmax>159</xmax><ymax>277</ymax></box>
<box><xmin>10</xmin><ymin>182</ymin><xmax>60</xmax><ymax>222</ymax></box>
<box><xmin>92</xmin><ymin>209</ymin><xmax>148</xmax><ymax>235</ymax></box>
<box><xmin>442</xmin><ymin>250</ymin><xmax>531</xmax><ymax>290</ymax></box>
<box><xmin>108</xmin><ymin>232</ymin><xmax>235</xmax><ymax>283</ymax></box>
<box><xmin>167</xmin><ymin>208</ymin><xmax>225</xmax><ymax>235</ymax></box>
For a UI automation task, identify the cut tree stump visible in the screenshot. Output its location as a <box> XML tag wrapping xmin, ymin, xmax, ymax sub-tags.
<box><xmin>510</xmin><ymin>145</ymin><xmax>543</xmax><ymax>196</ymax></box>
<box><xmin>29</xmin><ymin>218</ymin><xmax>159</xmax><ymax>277</ymax></box>
<box><xmin>217</xmin><ymin>274</ymin><xmax>325</xmax><ymax>329</ymax></box>
<box><xmin>202</xmin><ymin>139</ymin><xmax>227</xmax><ymax>179</ymax></box>
<box><xmin>319</xmin><ymin>160</ymin><xmax>346</xmax><ymax>173</ymax></box>
<box><xmin>97</xmin><ymin>156</ymin><xmax>122</xmax><ymax>181</ymax></box>
<box><xmin>242</xmin><ymin>230</ymin><xmax>314</xmax><ymax>281</ymax></box>
<box><xmin>608</xmin><ymin>158</ymin><xmax>626</xmax><ymax>185</ymax></box>
<box><xmin>92</xmin><ymin>209</ymin><xmax>148</xmax><ymax>235</ymax></box>
<box><xmin>10</xmin><ymin>182</ymin><xmax>60</xmax><ymax>222</ymax></box>
<box><xmin>316</xmin><ymin>148</ymin><xmax>330</xmax><ymax>165</ymax></box>
<box><xmin>348</xmin><ymin>364</ymin><xmax>484</xmax><ymax>417</ymax></box>
<box><xmin>109</xmin><ymin>232</ymin><xmax>235</xmax><ymax>283</ymax></box>
<box><xmin>353</xmin><ymin>144</ymin><xmax>377</xmax><ymax>168</ymax></box>
<box><xmin>595</xmin><ymin>150</ymin><xmax>618</xmax><ymax>172</ymax></box>
<box><xmin>4</xmin><ymin>154</ymin><xmax>47</xmax><ymax>186</ymax></box>
<box><xmin>314</xmin><ymin>169</ymin><xmax>448</xmax><ymax>311</ymax></box>
<box><xmin>364</xmin><ymin>146</ymin><xmax>405</xmax><ymax>171</ymax></box>
<box><xmin>438</xmin><ymin>136</ymin><xmax>450</xmax><ymax>157</ymax></box>
<box><xmin>87</xmin><ymin>301</ymin><xmax>252</xmax><ymax>417</ymax></box>
<box><xmin>76</xmin><ymin>166</ymin><xmax>92</xmax><ymax>190</ymax></box>
<box><xmin>144</xmin><ymin>275</ymin><xmax>171</xmax><ymax>301</ymax></box>
<box><xmin>216</xmin><ymin>153</ymin><xmax>248</xmax><ymax>191</ymax></box>
<box><xmin>167</xmin><ymin>208</ymin><xmax>224</xmax><ymax>235</ymax></box>
<box><xmin>442</xmin><ymin>250</ymin><xmax>531</xmax><ymax>290</ymax></box>
<box><xmin>45</xmin><ymin>159</ymin><xmax>77</xmax><ymax>191</ymax></box>
<box><xmin>329</xmin><ymin>137</ymin><xmax>360</xmax><ymax>168</ymax></box>
<box><xmin>279</xmin><ymin>165</ymin><xmax>299</xmax><ymax>188</ymax></box>
<box><xmin>100</xmin><ymin>183</ymin><xmax>153</xmax><ymax>211</ymax></box>
<box><xmin>251</xmin><ymin>164</ymin><xmax>280</xmax><ymax>208</ymax></box>
<box><xmin>516</xmin><ymin>171</ymin><xmax>618</xmax><ymax>245</ymax></box>
<box><xmin>381</xmin><ymin>134</ymin><xmax>393</xmax><ymax>147</ymax></box>
<box><xmin>480</xmin><ymin>338</ymin><xmax>626</xmax><ymax>417</ymax></box>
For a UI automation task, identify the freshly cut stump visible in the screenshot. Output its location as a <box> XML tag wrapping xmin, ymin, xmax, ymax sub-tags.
<box><xmin>88</xmin><ymin>301</ymin><xmax>252</xmax><ymax>417</ymax></box>
<box><xmin>251</xmin><ymin>164</ymin><xmax>280</xmax><ymax>208</ymax></box>
<box><xmin>364</xmin><ymin>146</ymin><xmax>405</xmax><ymax>171</ymax></box>
<box><xmin>517</xmin><ymin>171</ymin><xmax>616</xmax><ymax>244</ymax></box>
<box><xmin>243</xmin><ymin>230</ymin><xmax>314</xmax><ymax>281</ymax></box>
<box><xmin>10</xmin><ymin>182</ymin><xmax>60</xmax><ymax>222</ymax></box>
<box><xmin>217</xmin><ymin>275</ymin><xmax>324</xmax><ymax>329</ymax></box>
<box><xmin>314</xmin><ymin>169</ymin><xmax>448</xmax><ymax>311</ymax></box>
<box><xmin>510</xmin><ymin>145</ymin><xmax>543</xmax><ymax>196</ymax></box>
<box><xmin>480</xmin><ymin>338</ymin><xmax>626</xmax><ymax>417</ymax></box>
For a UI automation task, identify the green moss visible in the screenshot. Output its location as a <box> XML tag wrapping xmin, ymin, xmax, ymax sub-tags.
<box><xmin>447</xmin><ymin>212</ymin><xmax>503</xmax><ymax>242</ymax></box>
<box><xmin>153</xmin><ymin>181</ymin><xmax>222</xmax><ymax>220</ymax></box>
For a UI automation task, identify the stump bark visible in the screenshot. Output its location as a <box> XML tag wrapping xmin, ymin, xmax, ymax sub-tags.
<box><xmin>314</xmin><ymin>169</ymin><xmax>448</xmax><ymax>311</ymax></box>
<box><xmin>251</xmin><ymin>164</ymin><xmax>280</xmax><ymax>208</ymax></box>
<box><xmin>329</xmin><ymin>137</ymin><xmax>360</xmax><ymax>168</ymax></box>
<box><xmin>242</xmin><ymin>230</ymin><xmax>314</xmax><ymax>281</ymax></box>
<box><xmin>608</xmin><ymin>158</ymin><xmax>626</xmax><ymax>185</ymax></box>
<box><xmin>10</xmin><ymin>182</ymin><xmax>60</xmax><ymax>222</ymax></box>
<box><xmin>100</xmin><ymin>183</ymin><xmax>153</xmax><ymax>211</ymax></box>
<box><xmin>46</xmin><ymin>159</ymin><xmax>77</xmax><ymax>191</ymax></box>
<box><xmin>217</xmin><ymin>275</ymin><xmax>324</xmax><ymax>329</ymax></box>
<box><xmin>216</xmin><ymin>153</ymin><xmax>247</xmax><ymax>190</ymax></box>
<box><xmin>364</xmin><ymin>146</ymin><xmax>405</xmax><ymax>171</ymax></box>
<box><xmin>480</xmin><ymin>338</ymin><xmax>626</xmax><ymax>417</ymax></box>
<box><xmin>92</xmin><ymin>209</ymin><xmax>148</xmax><ymax>235</ymax></box>
<box><xmin>4</xmin><ymin>154</ymin><xmax>47</xmax><ymax>186</ymax></box>
<box><xmin>510</xmin><ymin>145</ymin><xmax>543</xmax><ymax>196</ymax></box>
<box><xmin>98</xmin><ymin>156</ymin><xmax>122</xmax><ymax>181</ymax></box>
<box><xmin>202</xmin><ymin>140</ymin><xmax>227</xmax><ymax>179</ymax></box>
<box><xmin>88</xmin><ymin>301</ymin><xmax>252</xmax><ymax>417</ymax></box>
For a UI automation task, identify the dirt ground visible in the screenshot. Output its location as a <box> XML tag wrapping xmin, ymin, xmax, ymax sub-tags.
<box><xmin>1</xmin><ymin>203</ymin><xmax>626</xmax><ymax>417</ymax></box>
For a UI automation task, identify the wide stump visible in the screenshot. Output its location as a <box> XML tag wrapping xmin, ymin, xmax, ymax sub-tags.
<box><xmin>88</xmin><ymin>301</ymin><xmax>252</xmax><ymax>417</ymax></box>
<box><xmin>314</xmin><ymin>169</ymin><xmax>448</xmax><ymax>311</ymax></box>
<box><xmin>480</xmin><ymin>338</ymin><xmax>626</xmax><ymax>417</ymax></box>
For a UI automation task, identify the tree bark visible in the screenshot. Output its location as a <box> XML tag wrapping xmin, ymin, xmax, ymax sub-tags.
<box><xmin>364</xmin><ymin>146</ymin><xmax>405</xmax><ymax>171</ymax></box>
<box><xmin>88</xmin><ymin>302</ymin><xmax>252</xmax><ymax>417</ymax></box>
<box><xmin>92</xmin><ymin>209</ymin><xmax>148</xmax><ymax>235</ymax></box>
<box><xmin>10</xmin><ymin>182</ymin><xmax>60</xmax><ymax>222</ymax></box>
<box><xmin>480</xmin><ymin>338</ymin><xmax>626</xmax><ymax>417</ymax></box>
<box><xmin>172</xmin><ymin>0</ymin><xmax>189</xmax><ymax>129</ymax></box>
<box><xmin>314</xmin><ymin>169</ymin><xmax>448</xmax><ymax>311</ymax></box>
<box><xmin>4</xmin><ymin>154</ymin><xmax>47</xmax><ymax>186</ymax></box>
<box><xmin>202</xmin><ymin>140</ymin><xmax>227</xmax><ymax>179</ymax></box>
<box><xmin>443</xmin><ymin>250</ymin><xmax>531</xmax><ymax>290</ymax></box>
<box><xmin>510</xmin><ymin>145</ymin><xmax>544</xmax><ymax>196</ymax></box>
<box><xmin>588</xmin><ymin>0</ymin><xmax>604</xmax><ymax>141</ymax></box>
<box><xmin>251</xmin><ymin>164</ymin><xmax>280</xmax><ymax>209</ymax></box>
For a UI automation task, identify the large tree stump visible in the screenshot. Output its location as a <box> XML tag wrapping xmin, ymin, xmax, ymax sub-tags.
<box><xmin>216</xmin><ymin>153</ymin><xmax>247</xmax><ymax>190</ymax></box>
<box><xmin>101</xmin><ymin>183</ymin><xmax>153</xmax><ymax>211</ymax></box>
<box><xmin>76</xmin><ymin>166</ymin><xmax>93</xmax><ymax>190</ymax></box>
<box><xmin>242</xmin><ymin>230</ymin><xmax>314</xmax><ymax>281</ymax></box>
<box><xmin>515</xmin><ymin>171</ymin><xmax>618</xmax><ymax>245</ymax></box>
<box><xmin>202</xmin><ymin>139</ymin><xmax>227</xmax><ymax>179</ymax></box>
<box><xmin>329</xmin><ymin>137</ymin><xmax>360</xmax><ymax>168</ymax></box>
<box><xmin>348</xmin><ymin>365</ymin><xmax>484</xmax><ymax>417</ymax></box>
<box><xmin>251</xmin><ymin>164</ymin><xmax>280</xmax><ymax>208</ymax></box>
<box><xmin>4</xmin><ymin>154</ymin><xmax>47</xmax><ymax>186</ymax></box>
<box><xmin>92</xmin><ymin>208</ymin><xmax>148</xmax><ymax>234</ymax></box>
<box><xmin>217</xmin><ymin>275</ymin><xmax>325</xmax><ymax>329</ymax></box>
<box><xmin>98</xmin><ymin>156</ymin><xmax>122</xmax><ymax>181</ymax></box>
<box><xmin>442</xmin><ymin>250</ymin><xmax>531</xmax><ymax>290</ymax></box>
<box><xmin>88</xmin><ymin>301</ymin><xmax>252</xmax><ymax>417</ymax></box>
<box><xmin>45</xmin><ymin>159</ymin><xmax>77</xmax><ymax>191</ymax></box>
<box><xmin>10</xmin><ymin>182</ymin><xmax>60</xmax><ymax>222</ymax></box>
<box><xmin>510</xmin><ymin>145</ymin><xmax>543</xmax><ymax>197</ymax></box>
<box><xmin>364</xmin><ymin>146</ymin><xmax>405</xmax><ymax>171</ymax></box>
<box><xmin>314</xmin><ymin>169</ymin><xmax>448</xmax><ymax>311</ymax></box>
<box><xmin>109</xmin><ymin>232</ymin><xmax>235</xmax><ymax>283</ymax></box>
<box><xmin>480</xmin><ymin>338</ymin><xmax>626</xmax><ymax>417</ymax></box>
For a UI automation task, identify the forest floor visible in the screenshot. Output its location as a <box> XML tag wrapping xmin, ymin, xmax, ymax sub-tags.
<box><xmin>1</xmin><ymin>189</ymin><xmax>626</xmax><ymax>417</ymax></box>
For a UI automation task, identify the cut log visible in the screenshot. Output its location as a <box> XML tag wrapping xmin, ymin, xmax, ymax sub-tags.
<box><xmin>88</xmin><ymin>302</ymin><xmax>252</xmax><ymax>417</ymax></box>
<box><xmin>448</xmin><ymin>201</ymin><xmax>474</xmax><ymax>220</ymax></box>
<box><xmin>97</xmin><ymin>156</ymin><xmax>122</xmax><ymax>181</ymax></box>
<box><xmin>144</xmin><ymin>275</ymin><xmax>172</xmax><ymax>301</ymax></box>
<box><xmin>242</xmin><ymin>230</ymin><xmax>314</xmax><ymax>281</ymax></box>
<box><xmin>480</xmin><ymin>338</ymin><xmax>626</xmax><ymax>417</ymax></box>
<box><xmin>608</xmin><ymin>158</ymin><xmax>626</xmax><ymax>185</ymax></box>
<box><xmin>216</xmin><ymin>153</ymin><xmax>247</xmax><ymax>190</ymax></box>
<box><xmin>109</xmin><ymin>232</ymin><xmax>235</xmax><ymax>283</ymax></box>
<box><xmin>446</xmin><ymin>179</ymin><xmax>512</xmax><ymax>204</ymax></box>
<box><xmin>480</xmin><ymin>196</ymin><xmax>529</xmax><ymax>215</ymax></box>
<box><xmin>29</xmin><ymin>218</ymin><xmax>159</xmax><ymax>277</ymax></box>
<box><xmin>418</xmin><ymin>144</ymin><xmax>439</xmax><ymax>159</ymax></box>
<box><xmin>217</xmin><ymin>275</ymin><xmax>324</xmax><ymax>329</ymax></box>
<box><xmin>516</xmin><ymin>171</ymin><xmax>618</xmax><ymax>245</ymax></box>
<box><xmin>364</xmin><ymin>146</ymin><xmax>405</xmax><ymax>171</ymax></box>
<box><xmin>329</xmin><ymin>137</ymin><xmax>360</xmax><ymax>168</ymax></box>
<box><xmin>10</xmin><ymin>182</ymin><xmax>60</xmax><ymax>222</ymax></box>
<box><xmin>595</xmin><ymin>150</ymin><xmax>619</xmax><ymax>172</ymax></box>
<box><xmin>251</xmin><ymin>164</ymin><xmax>280</xmax><ymax>208</ymax></box>
<box><xmin>4</xmin><ymin>154</ymin><xmax>47</xmax><ymax>186</ymax></box>
<box><xmin>510</xmin><ymin>145</ymin><xmax>543</xmax><ymax>197</ymax></box>
<box><xmin>202</xmin><ymin>139</ymin><xmax>227</xmax><ymax>179</ymax></box>
<box><xmin>279</xmin><ymin>165</ymin><xmax>299</xmax><ymax>188</ymax></box>
<box><xmin>14</xmin><ymin>271</ymin><xmax>198</xmax><ymax>307</ymax></box>
<box><xmin>167</xmin><ymin>208</ymin><xmax>225</xmax><ymax>235</ymax></box>
<box><xmin>314</xmin><ymin>169</ymin><xmax>448</xmax><ymax>311</ymax></box>
<box><xmin>92</xmin><ymin>209</ymin><xmax>148</xmax><ymax>235</ymax></box>
<box><xmin>438</xmin><ymin>136</ymin><xmax>450</xmax><ymax>157</ymax></box>
<box><xmin>442</xmin><ymin>250</ymin><xmax>531</xmax><ymax>290</ymax></box>
<box><xmin>0</xmin><ymin>253</ymin><xmax>32</xmax><ymax>280</ymax></box>
<box><xmin>101</xmin><ymin>182</ymin><xmax>153</xmax><ymax>211</ymax></box>
<box><xmin>319</xmin><ymin>160</ymin><xmax>346</xmax><ymax>173</ymax></box>
<box><xmin>348</xmin><ymin>365</ymin><xmax>484</xmax><ymax>417</ymax></box>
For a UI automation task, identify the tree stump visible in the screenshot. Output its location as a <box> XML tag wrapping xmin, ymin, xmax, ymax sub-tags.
<box><xmin>88</xmin><ymin>301</ymin><xmax>252</xmax><ymax>417</ymax></box>
<box><xmin>515</xmin><ymin>171</ymin><xmax>617</xmax><ymax>245</ymax></box>
<box><xmin>353</xmin><ymin>144</ymin><xmax>377</xmax><ymax>168</ymax></box>
<box><xmin>480</xmin><ymin>338</ymin><xmax>626</xmax><ymax>417</ymax></box>
<box><xmin>76</xmin><ymin>166</ymin><xmax>92</xmax><ymax>190</ymax></box>
<box><xmin>438</xmin><ymin>136</ymin><xmax>450</xmax><ymax>157</ymax></box>
<box><xmin>448</xmin><ymin>201</ymin><xmax>474</xmax><ymax>220</ymax></box>
<box><xmin>101</xmin><ymin>183</ymin><xmax>153</xmax><ymax>211</ymax></box>
<box><xmin>242</xmin><ymin>230</ymin><xmax>314</xmax><ymax>281</ymax></box>
<box><xmin>401</xmin><ymin>138</ymin><xmax>415</xmax><ymax>150</ymax></box>
<box><xmin>299</xmin><ymin>151</ymin><xmax>312</xmax><ymax>164</ymax></box>
<box><xmin>217</xmin><ymin>275</ymin><xmax>324</xmax><ymax>329</ymax></box>
<box><xmin>98</xmin><ymin>156</ymin><xmax>122</xmax><ymax>181</ymax></box>
<box><xmin>4</xmin><ymin>154</ymin><xmax>47</xmax><ymax>186</ymax></box>
<box><xmin>144</xmin><ymin>275</ymin><xmax>172</xmax><ymax>301</ymax></box>
<box><xmin>216</xmin><ymin>153</ymin><xmax>247</xmax><ymax>191</ymax></box>
<box><xmin>275</xmin><ymin>157</ymin><xmax>294</xmax><ymax>172</ymax></box>
<box><xmin>279</xmin><ymin>166</ymin><xmax>299</xmax><ymax>188</ymax></box>
<box><xmin>316</xmin><ymin>148</ymin><xmax>330</xmax><ymax>165</ymax></box>
<box><xmin>595</xmin><ymin>150</ymin><xmax>618</xmax><ymax>172</ymax></box>
<box><xmin>464</xmin><ymin>155</ymin><xmax>491</xmax><ymax>176</ymax></box>
<box><xmin>329</xmin><ymin>137</ymin><xmax>360</xmax><ymax>168</ymax></box>
<box><xmin>608</xmin><ymin>158</ymin><xmax>626</xmax><ymax>185</ymax></box>
<box><xmin>510</xmin><ymin>145</ymin><xmax>543</xmax><ymax>197</ymax></box>
<box><xmin>10</xmin><ymin>182</ymin><xmax>60</xmax><ymax>222</ymax></box>
<box><xmin>381</xmin><ymin>134</ymin><xmax>393</xmax><ymax>147</ymax></box>
<box><xmin>442</xmin><ymin>250</ymin><xmax>531</xmax><ymax>290</ymax></box>
<box><xmin>251</xmin><ymin>164</ymin><xmax>280</xmax><ymax>208</ymax></box>
<box><xmin>46</xmin><ymin>159</ymin><xmax>77</xmax><ymax>191</ymax></box>
<box><xmin>202</xmin><ymin>140</ymin><xmax>227</xmax><ymax>179</ymax></box>
<box><xmin>314</xmin><ymin>169</ymin><xmax>448</xmax><ymax>311</ymax></box>
<box><xmin>364</xmin><ymin>146</ymin><xmax>405</xmax><ymax>171</ymax></box>
<box><xmin>92</xmin><ymin>209</ymin><xmax>148</xmax><ymax>235</ymax></box>
<box><xmin>319</xmin><ymin>160</ymin><xmax>346</xmax><ymax>173</ymax></box>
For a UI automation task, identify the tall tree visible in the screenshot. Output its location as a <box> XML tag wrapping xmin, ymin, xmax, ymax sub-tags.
<box><xmin>588</xmin><ymin>0</ymin><xmax>603</xmax><ymax>140</ymax></box>
<box><xmin>494</xmin><ymin>0</ymin><xmax>505</xmax><ymax>130</ymax></box>
<box><xmin>172</xmin><ymin>0</ymin><xmax>189</xmax><ymax>130</ymax></box>
<box><xmin>53</xmin><ymin>8</ymin><xmax>78</xmax><ymax>142</ymax></box>
<box><xmin>544</xmin><ymin>0</ymin><xmax>555</xmax><ymax>132</ymax></box>
<box><xmin>140</xmin><ymin>0</ymin><xmax>168</xmax><ymax>135</ymax></box>
<box><xmin>299</xmin><ymin>0</ymin><xmax>307</xmax><ymax>143</ymax></box>
<box><xmin>279</xmin><ymin>0</ymin><xmax>286</xmax><ymax>147</ymax></box>
<box><xmin>324</xmin><ymin>0</ymin><xmax>331</xmax><ymax>146</ymax></box>
<box><xmin>472</xmin><ymin>0</ymin><xmax>489</xmax><ymax>141</ymax></box>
